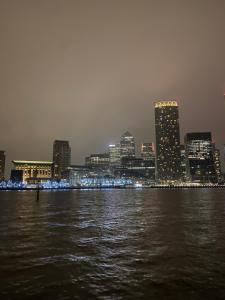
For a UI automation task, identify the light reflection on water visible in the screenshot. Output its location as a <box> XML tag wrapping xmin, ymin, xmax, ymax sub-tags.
<box><xmin>0</xmin><ymin>189</ymin><xmax>225</xmax><ymax>299</ymax></box>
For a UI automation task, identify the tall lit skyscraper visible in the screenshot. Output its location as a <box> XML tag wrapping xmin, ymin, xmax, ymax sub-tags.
<box><xmin>0</xmin><ymin>150</ymin><xmax>5</xmax><ymax>181</ymax></box>
<box><xmin>53</xmin><ymin>140</ymin><xmax>71</xmax><ymax>179</ymax></box>
<box><xmin>185</xmin><ymin>132</ymin><xmax>217</xmax><ymax>183</ymax></box>
<box><xmin>154</xmin><ymin>100</ymin><xmax>181</xmax><ymax>183</ymax></box>
<box><xmin>120</xmin><ymin>131</ymin><xmax>135</xmax><ymax>158</ymax></box>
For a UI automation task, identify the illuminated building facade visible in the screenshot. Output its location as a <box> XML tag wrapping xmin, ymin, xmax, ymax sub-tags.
<box><xmin>53</xmin><ymin>140</ymin><xmax>71</xmax><ymax>179</ymax></box>
<box><xmin>154</xmin><ymin>101</ymin><xmax>181</xmax><ymax>183</ymax></box>
<box><xmin>12</xmin><ymin>160</ymin><xmax>54</xmax><ymax>183</ymax></box>
<box><xmin>120</xmin><ymin>131</ymin><xmax>135</xmax><ymax>158</ymax></box>
<box><xmin>119</xmin><ymin>157</ymin><xmax>155</xmax><ymax>182</ymax></box>
<box><xmin>85</xmin><ymin>153</ymin><xmax>110</xmax><ymax>169</ymax></box>
<box><xmin>180</xmin><ymin>145</ymin><xmax>187</xmax><ymax>181</ymax></box>
<box><xmin>68</xmin><ymin>165</ymin><xmax>94</xmax><ymax>186</ymax></box>
<box><xmin>213</xmin><ymin>146</ymin><xmax>223</xmax><ymax>183</ymax></box>
<box><xmin>68</xmin><ymin>165</ymin><xmax>110</xmax><ymax>186</ymax></box>
<box><xmin>0</xmin><ymin>150</ymin><xmax>6</xmax><ymax>181</ymax></box>
<box><xmin>141</xmin><ymin>143</ymin><xmax>155</xmax><ymax>161</ymax></box>
<box><xmin>108</xmin><ymin>144</ymin><xmax>121</xmax><ymax>166</ymax></box>
<box><xmin>185</xmin><ymin>132</ymin><xmax>217</xmax><ymax>183</ymax></box>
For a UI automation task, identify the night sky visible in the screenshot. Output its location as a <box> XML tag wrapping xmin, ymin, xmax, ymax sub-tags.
<box><xmin>1</xmin><ymin>0</ymin><xmax>225</xmax><ymax>176</ymax></box>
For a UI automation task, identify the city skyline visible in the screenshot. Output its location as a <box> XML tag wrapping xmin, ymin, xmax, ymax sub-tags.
<box><xmin>1</xmin><ymin>0</ymin><xmax>225</xmax><ymax>176</ymax></box>
<box><xmin>1</xmin><ymin>98</ymin><xmax>224</xmax><ymax>181</ymax></box>
<box><xmin>1</xmin><ymin>2</ymin><xmax>225</xmax><ymax>299</ymax></box>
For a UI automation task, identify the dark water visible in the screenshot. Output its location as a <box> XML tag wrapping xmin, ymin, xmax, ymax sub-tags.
<box><xmin>0</xmin><ymin>189</ymin><xmax>225</xmax><ymax>299</ymax></box>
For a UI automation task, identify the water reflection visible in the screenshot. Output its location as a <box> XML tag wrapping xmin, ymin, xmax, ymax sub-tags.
<box><xmin>0</xmin><ymin>189</ymin><xmax>225</xmax><ymax>299</ymax></box>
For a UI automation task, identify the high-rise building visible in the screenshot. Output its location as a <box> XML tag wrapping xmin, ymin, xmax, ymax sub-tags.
<box><xmin>108</xmin><ymin>144</ymin><xmax>121</xmax><ymax>166</ymax></box>
<box><xmin>154</xmin><ymin>100</ymin><xmax>181</xmax><ymax>183</ymax></box>
<box><xmin>120</xmin><ymin>131</ymin><xmax>135</xmax><ymax>158</ymax></box>
<box><xmin>141</xmin><ymin>143</ymin><xmax>155</xmax><ymax>161</ymax></box>
<box><xmin>185</xmin><ymin>132</ymin><xmax>217</xmax><ymax>183</ymax></box>
<box><xmin>0</xmin><ymin>150</ymin><xmax>6</xmax><ymax>181</ymax></box>
<box><xmin>53</xmin><ymin>140</ymin><xmax>71</xmax><ymax>179</ymax></box>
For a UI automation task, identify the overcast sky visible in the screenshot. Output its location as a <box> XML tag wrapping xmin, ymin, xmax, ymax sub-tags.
<box><xmin>1</xmin><ymin>0</ymin><xmax>225</xmax><ymax>176</ymax></box>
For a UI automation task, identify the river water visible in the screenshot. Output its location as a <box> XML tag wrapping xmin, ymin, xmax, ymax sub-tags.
<box><xmin>0</xmin><ymin>189</ymin><xmax>225</xmax><ymax>299</ymax></box>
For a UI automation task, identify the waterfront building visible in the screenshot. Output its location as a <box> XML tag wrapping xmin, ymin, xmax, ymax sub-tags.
<box><xmin>154</xmin><ymin>100</ymin><xmax>181</xmax><ymax>183</ymax></box>
<box><xmin>108</xmin><ymin>144</ymin><xmax>121</xmax><ymax>166</ymax></box>
<box><xmin>180</xmin><ymin>145</ymin><xmax>187</xmax><ymax>181</ymax></box>
<box><xmin>0</xmin><ymin>150</ymin><xmax>5</xmax><ymax>181</ymax></box>
<box><xmin>68</xmin><ymin>165</ymin><xmax>93</xmax><ymax>186</ymax></box>
<box><xmin>10</xmin><ymin>170</ymin><xmax>23</xmax><ymax>183</ymax></box>
<box><xmin>53</xmin><ymin>140</ymin><xmax>71</xmax><ymax>179</ymax></box>
<box><xmin>85</xmin><ymin>153</ymin><xmax>110</xmax><ymax>169</ymax></box>
<box><xmin>185</xmin><ymin>132</ymin><xmax>217</xmax><ymax>183</ymax></box>
<box><xmin>213</xmin><ymin>146</ymin><xmax>223</xmax><ymax>183</ymax></box>
<box><xmin>68</xmin><ymin>165</ymin><xmax>109</xmax><ymax>186</ymax></box>
<box><xmin>120</xmin><ymin>131</ymin><xmax>135</xmax><ymax>158</ymax></box>
<box><xmin>118</xmin><ymin>157</ymin><xmax>155</xmax><ymax>183</ymax></box>
<box><xmin>12</xmin><ymin>160</ymin><xmax>54</xmax><ymax>183</ymax></box>
<box><xmin>141</xmin><ymin>143</ymin><xmax>155</xmax><ymax>161</ymax></box>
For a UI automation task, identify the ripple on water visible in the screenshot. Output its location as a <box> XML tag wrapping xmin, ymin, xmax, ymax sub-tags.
<box><xmin>1</xmin><ymin>189</ymin><xmax>225</xmax><ymax>299</ymax></box>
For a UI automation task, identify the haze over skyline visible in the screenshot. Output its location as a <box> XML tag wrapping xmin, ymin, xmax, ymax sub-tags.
<box><xmin>1</xmin><ymin>0</ymin><xmax>225</xmax><ymax>176</ymax></box>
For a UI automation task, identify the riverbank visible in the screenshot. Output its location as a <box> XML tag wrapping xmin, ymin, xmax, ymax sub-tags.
<box><xmin>0</xmin><ymin>184</ymin><xmax>225</xmax><ymax>191</ymax></box>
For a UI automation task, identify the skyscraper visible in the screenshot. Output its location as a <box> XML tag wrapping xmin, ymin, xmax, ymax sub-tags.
<box><xmin>185</xmin><ymin>132</ymin><xmax>217</xmax><ymax>183</ymax></box>
<box><xmin>154</xmin><ymin>100</ymin><xmax>181</xmax><ymax>183</ymax></box>
<box><xmin>53</xmin><ymin>140</ymin><xmax>71</xmax><ymax>179</ymax></box>
<box><xmin>120</xmin><ymin>131</ymin><xmax>135</xmax><ymax>158</ymax></box>
<box><xmin>0</xmin><ymin>150</ymin><xmax>5</xmax><ymax>181</ymax></box>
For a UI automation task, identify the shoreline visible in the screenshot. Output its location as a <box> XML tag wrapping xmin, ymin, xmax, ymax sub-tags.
<box><xmin>0</xmin><ymin>185</ymin><xmax>225</xmax><ymax>191</ymax></box>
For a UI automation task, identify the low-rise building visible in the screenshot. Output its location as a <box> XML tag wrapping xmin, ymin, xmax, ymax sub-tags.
<box><xmin>68</xmin><ymin>165</ymin><xmax>111</xmax><ymax>186</ymax></box>
<box><xmin>116</xmin><ymin>157</ymin><xmax>155</xmax><ymax>183</ymax></box>
<box><xmin>12</xmin><ymin>160</ymin><xmax>53</xmax><ymax>183</ymax></box>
